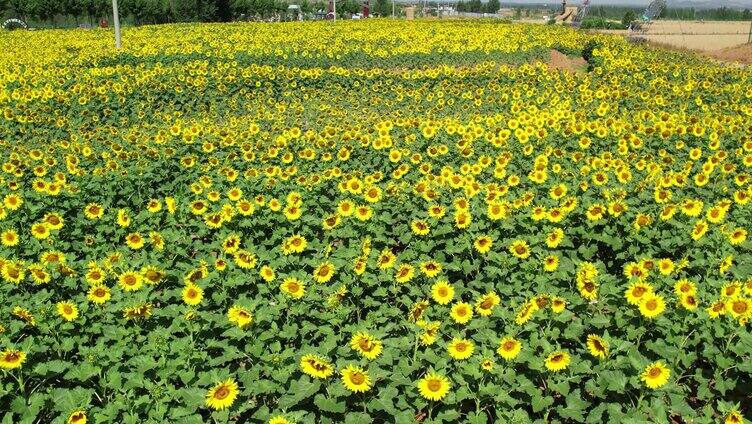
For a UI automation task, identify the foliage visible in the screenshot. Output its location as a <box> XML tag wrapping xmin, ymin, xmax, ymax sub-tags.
<box><xmin>579</xmin><ymin>17</ymin><xmax>627</xmax><ymax>31</ymax></box>
<box><xmin>621</xmin><ymin>10</ymin><xmax>636</xmax><ymax>27</ymax></box>
<box><xmin>0</xmin><ymin>20</ymin><xmax>750</xmax><ymax>424</ymax></box>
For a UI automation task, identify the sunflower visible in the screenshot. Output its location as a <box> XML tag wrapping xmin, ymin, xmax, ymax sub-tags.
<box><xmin>0</xmin><ymin>349</ymin><xmax>26</xmax><ymax>369</ymax></box>
<box><xmin>625</xmin><ymin>281</ymin><xmax>653</xmax><ymax>305</ymax></box>
<box><xmin>657</xmin><ymin>258</ymin><xmax>675</xmax><ymax>276</ymax></box>
<box><xmin>673</xmin><ymin>279</ymin><xmax>696</xmax><ymax>296</ymax></box>
<box><xmin>337</xmin><ymin>200</ymin><xmax>355</xmax><ymax>216</ymax></box>
<box><xmin>550</xmin><ymin>297</ymin><xmax>566</xmax><ymax>313</ymax></box>
<box><xmin>353</xmin><ymin>257</ymin><xmax>367</xmax><ymax>275</ymax></box>
<box><xmin>431</xmin><ymin>280</ymin><xmax>454</xmax><ymax>305</ymax></box>
<box><xmin>544</xmin><ymin>351</ymin><xmax>571</xmax><ymax>372</ymax></box>
<box><xmin>546</xmin><ymin>228</ymin><xmax>564</xmax><ymax>248</ymax></box>
<box><xmin>1</xmin><ymin>229</ymin><xmax>19</xmax><ymax>246</ymax></box>
<box><xmin>87</xmin><ymin>285</ymin><xmax>111</xmax><ymax>305</ymax></box>
<box><xmin>234</xmin><ymin>250</ymin><xmax>258</xmax><ymax>269</ymax></box>
<box><xmin>118</xmin><ymin>271</ymin><xmax>143</xmax><ymax>292</ymax></box>
<box><xmin>641</xmin><ymin>361</ymin><xmax>670</xmax><ymax>389</ymax></box>
<box><xmin>282</xmin><ymin>234</ymin><xmax>307</xmax><ymax>255</ymax></box>
<box><xmin>509</xmin><ymin>239</ymin><xmax>530</xmax><ymax>259</ymax></box>
<box><xmin>313</xmin><ymin>262</ymin><xmax>335</xmax><ymax>283</ymax></box>
<box><xmin>56</xmin><ymin>301</ymin><xmax>79</xmax><ymax>322</ymax></box>
<box><xmin>417</xmin><ymin>372</ymin><xmax>451</xmax><ymax>401</ymax></box>
<box><xmin>543</xmin><ymin>255</ymin><xmax>559</xmax><ymax>272</ymax></box>
<box><xmin>81</xmin><ymin>265</ymin><xmax>104</xmax><ymax>284</ymax></box>
<box><xmin>481</xmin><ymin>359</ymin><xmax>495</xmax><ymax>372</ymax></box>
<box><xmin>726</xmin><ymin>296</ymin><xmax>751</xmax><ymax>320</ymax></box>
<box><xmin>182</xmin><ymin>284</ymin><xmax>203</xmax><ymax>306</ymax></box>
<box><xmin>454</xmin><ymin>211</ymin><xmax>471</xmax><ymax>229</ymax></box>
<box><xmin>260</xmin><ymin>266</ymin><xmax>276</xmax><ymax>282</ymax></box>
<box><xmin>394</xmin><ymin>263</ymin><xmax>415</xmax><ymax>283</ymax></box>
<box><xmin>227</xmin><ymin>305</ymin><xmax>253</xmax><ymax>329</ymax></box>
<box><xmin>205</xmin><ymin>378</ymin><xmax>239</xmax><ymax>411</ymax></box>
<box><xmin>283</xmin><ymin>205</ymin><xmax>302</xmax><ymax>220</ymax></box>
<box><xmin>222</xmin><ymin>234</ymin><xmax>241</xmax><ymax>254</ymax></box>
<box><xmin>729</xmin><ymin>228</ymin><xmax>747</xmax><ymax>245</ymax></box>
<box><xmin>28</xmin><ymin>264</ymin><xmax>50</xmax><ymax>284</ymax></box>
<box><xmin>350</xmin><ymin>332</ymin><xmax>383</xmax><ymax>360</ymax></box>
<box><xmin>475</xmin><ymin>292</ymin><xmax>500</xmax><ymax>316</ymax></box>
<box><xmin>473</xmin><ymin>235</ymin><xmax>492</xmax><ymax>254</ymax></box>
<box><xmin>12</xmin><ymin>306</ymin><xmax>36</xmax><ymax>326</ymax></box>
<box><xmin>420</xmin><ymin>261</ymin><xmax>442</xmax><ymax>278</ymax></box>
<box><xmin>724</xmin><ymin>410</ymin><xmax>744</xmax><ymax>424</ymax></box>
<box><xmin>363</xmin><ymin>186</ymin><xmax>382</xmax><ymax>203</ymax></box>
<box><xmin>691</xmin><ymin>220</ymin><xmax>709</xmax><ymax>240</ymax></box>
<box><xmin>514</xmin><ymin>300</ymin><xmax>538</xmax><ymax>325</ymax></box>
<box><xmin>30</xmin><ymin>223</ymin><xmax>50</xmax><ymax>240</ymax></box>
<box><xmin>377</xmin><ymin>249</ymin><xmax>396</xmax><ymax>269</ymax></box>
<box><xmin>450</xmin><ymin>302</ymin><xmax>473</xmax><ymax>325</ymax></box>
<box><xmin>3</xmin><ymin>194</ymin><xmax>23</xmax><ymax>211</ymax></box>
<box><xmin>123</xmin><ymin>303</ymin><xmax>153</xmax><ymax>320</ymax></box>
<box><xmin>322</xmin><ymin>213</ymin><xmax>341</xmax><ymax>230</ymax></box>
<box><xmin>125</xmin><ymin>232</ymin><xmax>144</xmax><ymax>249</ymax></box>
<box><xmin>66</xmin><ymin>410</ymin><xmax>87</xmax><ymax>424</ymax></box>
<box><xmin>300</xmin><ymin>354</ymin><xmax>334</xmax><ymax>379</ymax></box>
<box><xmin>354</xmin><ymin>205</ymin><xmax>373</xmax><ymax>221</ymax></box>
<box><xmin>496</xmin><ymin>337</ymin><xmax>522</xmax><ymax>360</ymax></box>
<box><xmin>341</xmin><ymin>365</ymin><xmax>372</xmax><ymax>393</ymax></box>
<box><xmin>447</xmin><ymin>338</ymin><xmax>474</xmax><ymax>360</ymax></box>
<box><xmin>586</xmin><ymin>334</ymin><xmax>609</xmax><ymax>359</ymax></box>
<box><xmin>146</xmin><ymin>199</ymin><xmax>162</xmax><ymax>213</ymax></box>
<box><xmin>268</xmin><ymin>416</ymin><xmax>293</xmax><ymax>424</ymax></box>
<box><xmin>280</xmin><ymin>277</ymin><xmax>305</xmax><ymax>299</ymax></box>
<box><xmin>411</xmin><ymin>219</ymin><xmax>430</xmax><ymax>236</ymax></box>
<box><xmin>639</xmin><ymin>293</ymin><xmax>666</xmax><ymax>319</ymax></box>
<box><xmin>84</xmin><ymin>203</ymin><xmax>104</xmax><ymax>220</ymax></box>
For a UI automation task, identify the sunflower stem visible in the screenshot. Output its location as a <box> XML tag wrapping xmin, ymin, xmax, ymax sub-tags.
<box><xmin>412</xmin><ymin>335</ymin><xmax>419</xmax><ymax>364</ymax></box>
<box><xmin>15</xmin><ymin>370</ymin><xmax>26</xmax><ymax>400</ymax></box>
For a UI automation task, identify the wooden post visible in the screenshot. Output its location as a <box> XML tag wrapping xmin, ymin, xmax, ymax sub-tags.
<box><xmin>112</xmin><ymin>0</ymin><xmax>122</xmax><ymax>49</ymax></box>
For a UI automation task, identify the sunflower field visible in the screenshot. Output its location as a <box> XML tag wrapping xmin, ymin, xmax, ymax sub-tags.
<box><xmin>0</xmin><ymin>19</ymin><xmax>751</xmax><ymax>424</ymax></box>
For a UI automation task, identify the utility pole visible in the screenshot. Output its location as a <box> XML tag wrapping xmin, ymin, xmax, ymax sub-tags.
<box><xmin>333</xmin><ymin>0</ymin><xmax>337</xmax><ymax>21</ymax></box>
<box><xmin>392</xmin><ymin>0</ymin><xmax>395</xmax><ymax>17</ymax></box>
<box><xmin>112</xmin><ymin>0</ymin><xmax>122</xmax><ymax>49</ymax></box>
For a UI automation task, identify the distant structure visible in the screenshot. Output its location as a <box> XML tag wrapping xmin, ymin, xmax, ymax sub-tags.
<box><xmin>326</xmin><ymin>0</ymin><xmax>335</xmax><ymax>19</ymax></box>
<box><xmin>641</xmin><ymin>0</ymin><xmax>666</xmax><ymax>22</ymax></box>
<box><xmin>629</xmin><ymin>0</ymin><xmax>666</xmax><ymax>36</ymax></box>
<box><xmin>573</xmin><ymin>0</ymin><xmax>590</xmax><ymax>26</ymax></box>
<box><xmin>405</xmin><ymin>6</ymin><xmax>415</xmax><ymax>20</ymax></box>
<box><xmin>498</xmin><ymin>8</ymin><xmax>514</xmax><ymax>18</ymax></box>
<box><xmin>554</xmin><ymin>0</ymin><xmax>589</xmax><ymax>27</ymax></box>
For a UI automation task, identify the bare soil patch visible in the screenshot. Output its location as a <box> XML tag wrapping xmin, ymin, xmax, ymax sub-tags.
<box><xmin>546</xmin><ymin>49</ymin><xmax>587</xmax><ymax>72</ymax></box>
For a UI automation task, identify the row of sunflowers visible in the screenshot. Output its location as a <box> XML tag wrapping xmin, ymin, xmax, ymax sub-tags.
<box><xmin>0</xmin><ymin>19</ymin><xmax>750</xmax><ymax>424</ymax></box>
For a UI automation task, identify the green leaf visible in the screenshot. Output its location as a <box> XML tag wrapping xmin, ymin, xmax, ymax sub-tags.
<box><xmin>181</xmin><ymin>388</ymin><xmax>206</xmax><ymax>410</ymax></box>
<box><xmin>313</xmin><ymin>393</ymin><xmax>346</xmax><ymax>414</ymax></box>
<box><xmin>277</xmin><ymin>376</ymin><xmax>321</xmax><ymax>410</ymax></box>
<box><xmin>559</xmin><ymin>389</ymin><xmax>587</xmax><ymax>421</ymax></box>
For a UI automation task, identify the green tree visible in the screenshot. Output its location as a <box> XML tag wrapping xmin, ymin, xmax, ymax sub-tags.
<box><xmin>484</xmin><ymin>0</ymin><xmax>499</xmax><ymax>14</ymax></box>
<box><xmin>621</xmin><ymin>10</ymin><xmax>636</xmax><ymax>26</ymax></box>
<box><xmin>373</xmin><ymin>0</ymin><xmax>389</xmax><ymax>16</ymax></box>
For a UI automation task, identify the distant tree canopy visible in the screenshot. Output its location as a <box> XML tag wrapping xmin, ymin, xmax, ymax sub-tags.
<box><xmin>0</xmin><ymin>0</ymin><xmax>332</xmax><ymax>25</ymax></box>
<box><xmin>0</xmin><ymin>0</ymin><xmax>749</xmax><ymax>25</ymax></box>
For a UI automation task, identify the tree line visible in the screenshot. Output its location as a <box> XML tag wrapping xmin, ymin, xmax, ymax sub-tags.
<box><xmin>454</xmin><ymin>0</ymin><xmax>499</xmax><ymax>15</ymax></box>
<box><xmin>1</xmin><ymin>0</ymin><xmax>749</xmax><ymax>26</ymax></box>
<box><xmin>0</xmin><ymin>0</ymin><xmax>397</xmax><ymax>26</ymax></box>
